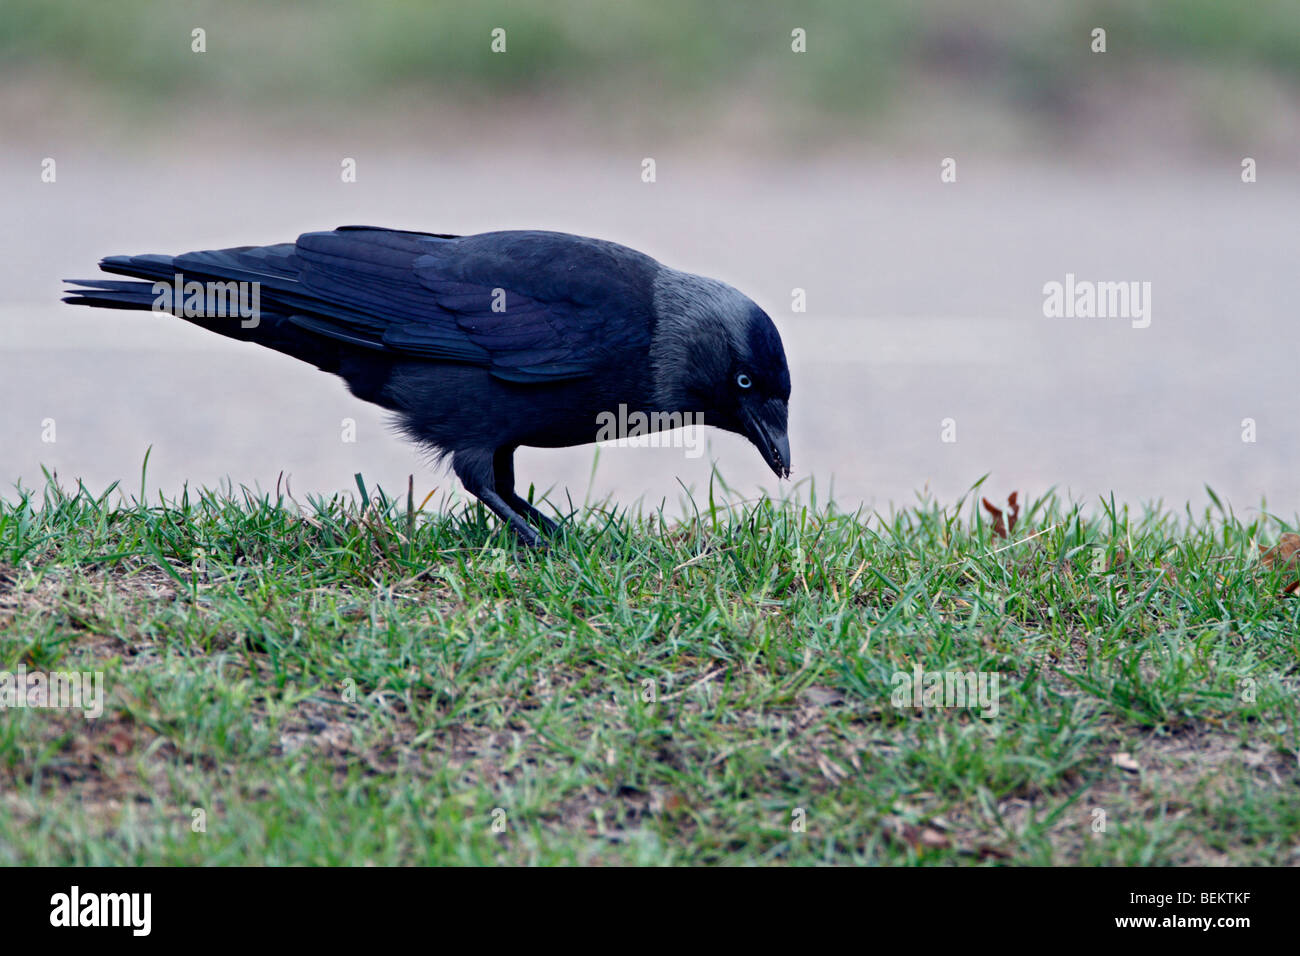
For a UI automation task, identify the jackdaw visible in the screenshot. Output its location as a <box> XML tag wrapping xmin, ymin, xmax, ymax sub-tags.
<box><xmin>64</xmin><ymin>226</ymin><xmax>792</xmax><ymax>546</ymax></box>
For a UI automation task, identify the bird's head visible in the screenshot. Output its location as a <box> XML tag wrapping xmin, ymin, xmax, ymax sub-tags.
<box><xmin>650</xmin><ymin>268</ymin><xmax>792</xmax><ymax>478</ymax></box>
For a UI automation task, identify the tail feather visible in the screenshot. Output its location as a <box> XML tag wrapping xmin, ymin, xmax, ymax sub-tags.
<box><xmin>61</xmin><ymin>240</ymin><xmax>401</xmax><ymax>385</ymax></box>
<box><xmin>68</xmin><ymin>244</ymin><xmax>392</xmax><ymax>334</ymax></box>
<box><xmin>62</xmin><ymin>246</ymin><xmax>348</xmax><ymax>372</ymax></box>
<box><xmin>63</xmin><ymin>278</ymin><xmax>162</xmax><ymax>309</ymax></box>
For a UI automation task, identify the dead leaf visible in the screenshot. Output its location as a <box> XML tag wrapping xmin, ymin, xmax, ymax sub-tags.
<box><xmin>983</xmin><ymin>499</ymin><xmax>1005</xmax><ymax>538</ymax></box>
<box><xmin>1259</xmin><ymin>533</ymin><xmax>1300</xmax><ymax>570</ymax></box>
<box><xmin>1112</xmin><ymin>752</ymin><xmax>1140</xmax><ymax>773</ymax></box>
<box><xmin>919</xmin><ymin>827</ymin><xmax>949</xmax><ymax>848</ymax></box>
<box><xmin>815</xmin><ymin>752</ymin><xmax>849</xmax><ymax>782</ymax></box>
<box><xmin>1259</xmin><ymin>534</ymin><xmax>1300</xmax><ymax>596</ymax></box>
<box><xmin>798</xmin><ymin>686</ymin><xmax>845</xmax><ymax>708</ymax></box>
<box><xmin>982</xmin><ymin>491</ymin><xmax>1020</xmax><ymax>539</ymax></box>
<box><xmin>884</xmin><ymin>817</ymin><xmax>952</xmax><ymax>851</ymax></box>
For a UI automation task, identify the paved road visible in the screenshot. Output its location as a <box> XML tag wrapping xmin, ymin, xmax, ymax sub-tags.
<box><xmin>3</xmin><ymin>147</ymin><xmax>1296</xmax><ymax>518</ymax></box>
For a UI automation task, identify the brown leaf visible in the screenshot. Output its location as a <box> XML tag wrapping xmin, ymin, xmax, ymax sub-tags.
<box><xmin>798</xmin><ymin>686</ymin><xmax>845</xmax><ymax>708</ymax></box>
<box><xmin>1259</xmin><ymin>534</ymin><xmax>1300</xmax><ymax>596</ymax></box>
<box><xmin>815</xmin><ymin>752</ymin><xmax>849</xmax><ymax>782</ymax></box>
<box><xmin>1112</xmin><ymin>752</ymin><xmax>1140</xmax><ymax>773</ymax></box>
<box><xmin>1260</xmin><ymin>533</ymin><xmax>1300</xmax><ymax>570</ymax></box>
<box><xmin>918</xmin><ymin>827</ymin><xmax>950</xmax><ymax>848</ymax></box>
<box><xmin>983</xmin><ymin>492</ymin><xmax>1020</xmax><ymax>539</ymax></box>
<box><xmin>982</xmin><ymin>498</ymin><xmax>1006</xmax><ymax>539</ymax></box>
<box><xmin>886</xmin><ymin>818</ymin><xmax>952</xmax><ymax>851</ymax></box>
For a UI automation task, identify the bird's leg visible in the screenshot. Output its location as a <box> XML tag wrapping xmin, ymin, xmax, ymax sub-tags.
<box><xmin>452</xmin><ymin>448</ymin><xmax>542</xmax><ymax>548</ymax></box>
<box><xmin>493</xmin><ymin>447</ymin><xmax>559</xmax><ymax>536</ymax></box>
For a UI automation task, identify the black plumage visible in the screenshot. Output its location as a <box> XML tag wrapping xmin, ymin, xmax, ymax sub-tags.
<box><xmin>64</xmin><ymin>226</ymin><xmax>792</xmax><ymax>546</ymax></box>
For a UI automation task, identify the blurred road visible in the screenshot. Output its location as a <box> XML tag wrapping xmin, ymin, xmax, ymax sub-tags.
<box><xmin>2</xmin><ymin>145</ymin><xmax>1295</xmax><ymax>517</ymax></box>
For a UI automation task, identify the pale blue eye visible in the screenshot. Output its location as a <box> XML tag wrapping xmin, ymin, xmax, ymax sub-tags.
<box><xmin>736</xmin><ymin>373</ymin><xmax>752</xmax><ymax>389</ymax></box>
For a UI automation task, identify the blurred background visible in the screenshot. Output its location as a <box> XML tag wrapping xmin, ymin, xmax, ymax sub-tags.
<box><xmin>3</xmin><ymin>0</ymin><xmax>1299</xmax><ymax>517</ymax></box>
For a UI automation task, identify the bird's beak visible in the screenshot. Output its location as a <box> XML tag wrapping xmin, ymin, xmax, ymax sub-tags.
<box><xmin>742</xmin><ymin>399</ymin><xmax>791</xmax><ymax>479</ymax></box>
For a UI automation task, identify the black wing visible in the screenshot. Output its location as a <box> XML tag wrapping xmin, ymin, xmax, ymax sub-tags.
<box><xmin>81</xmin><ymin>226</ymin><xmax>660</xmax><ymax>384</ymax></box>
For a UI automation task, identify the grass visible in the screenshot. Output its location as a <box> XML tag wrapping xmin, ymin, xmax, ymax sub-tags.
<box><xmin>0</xmin><ymin>463</ymin><xmax>1297</xmax><ymax>865</ymax></box>
<box><xmin>6</xmin><ymin>0</ymin><xmax>1300</xmax><ymax>126</ymax></box>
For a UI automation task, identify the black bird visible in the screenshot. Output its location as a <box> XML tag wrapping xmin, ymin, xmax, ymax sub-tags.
<box><xmin>64</xmin><ymin>226</ymin><xmax>792</xmax><ymax>546</ymax></box>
